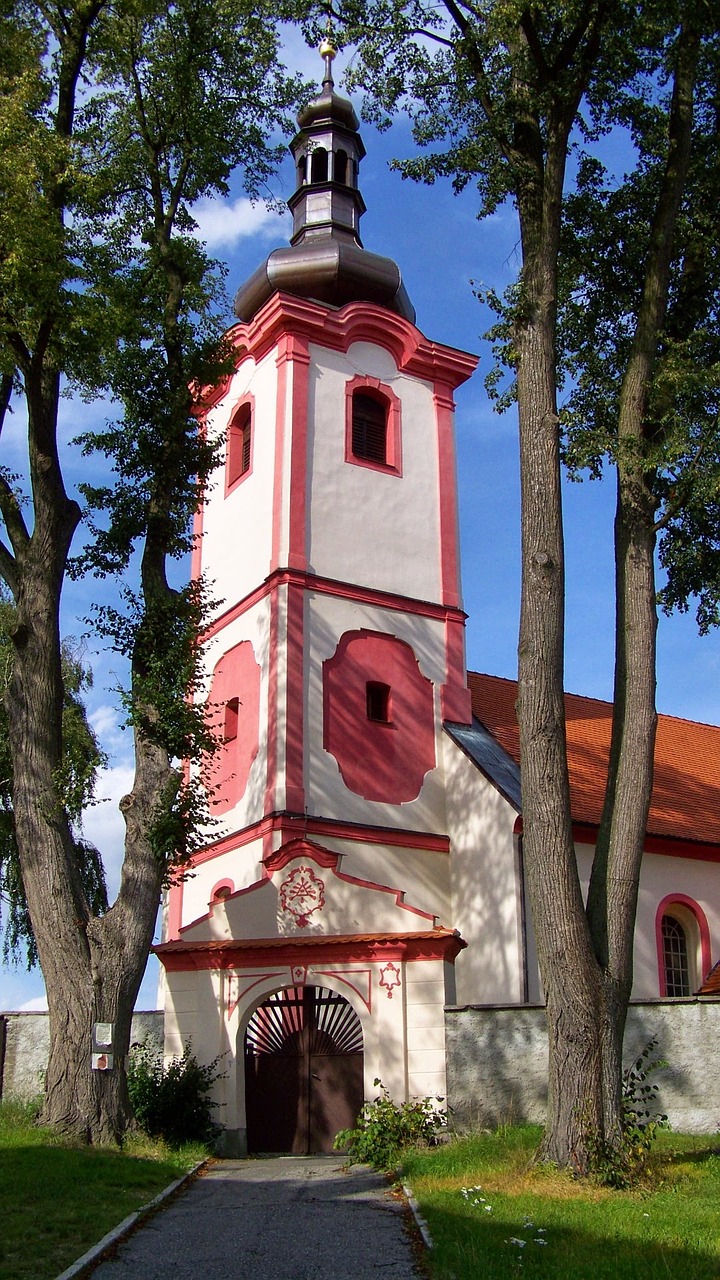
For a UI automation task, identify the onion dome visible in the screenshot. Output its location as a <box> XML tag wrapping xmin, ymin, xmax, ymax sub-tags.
<box><xmin>233</xmin><ymin>43</ymin><xmax>415</xmax><ymax>324</ymax></box>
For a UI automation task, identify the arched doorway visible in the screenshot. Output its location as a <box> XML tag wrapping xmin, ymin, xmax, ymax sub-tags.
<box><xmin>244</xmin><ymin>985</ymin><xmax>364</xmax><ymax>1154</ymax></box>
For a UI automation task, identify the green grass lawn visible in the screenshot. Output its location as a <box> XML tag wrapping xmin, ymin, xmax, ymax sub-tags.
<box><xmin>403</xmin><ymin>1126</ymin><xmax>720</xmax><ymax>1280</ymax></box>
<box><xmin>0</xmin><ymin>1099</ymin><xmax>207</xmax><ymax>1280</ymax></box>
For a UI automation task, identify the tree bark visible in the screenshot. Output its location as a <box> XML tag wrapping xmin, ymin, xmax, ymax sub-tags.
<box><xmin>586</xmin><ymin>13</ymin><xmax>698</xmax><ymax>1141</ymax></box>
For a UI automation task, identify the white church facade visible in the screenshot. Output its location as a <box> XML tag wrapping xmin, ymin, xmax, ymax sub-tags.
<box><xmin>155</xmin><ymin>49</ymin><xmax>720</xmax><ymax>1154</ymax></box>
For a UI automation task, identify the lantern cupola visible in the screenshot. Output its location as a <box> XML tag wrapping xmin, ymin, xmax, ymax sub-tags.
<box><xmin>233</xmin><ymin>43</ymin><xmax>414</xmax><ymax>323</ymax></box>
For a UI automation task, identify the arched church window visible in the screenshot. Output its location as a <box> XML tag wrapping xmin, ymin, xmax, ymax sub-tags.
<box><xmin>227</xmin><ymin>400</ymin><xmax>252</xmax><ymax>489</ymax></box>
<box><xmin>661</xmin><ymin>914</ymin><xmax>690</xmax><ymax>996</ymax></box>
<box><xmin>344</xmin><ymin>376</ymin><xmax>402</xmax><ymax>475</ymax></box>
<box><xmin>297</xmin><ymin>154</ymin><xmax>307</xmax><ymax>184</ymax></box>
<box><xmin>352</xmin><ymin>391</ymin><xmax>388</xmax><ymax>464</ymax></box>
<box><xmin>334</xmin><ymin>148</ymin><xmax>349</xmax><ymax>184</ymax></box>
<box><xmin>366</xmin><ymin>681</ymin><xmax>391</xmax><ymax>723</ymax></box>
<box><xmin>310</xmin><ymin>147</ymin><xmax>328</xmax><ymax>183</ymax></box>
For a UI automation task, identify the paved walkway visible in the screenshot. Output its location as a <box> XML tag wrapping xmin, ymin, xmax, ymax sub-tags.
<box><xmin>87</xmin><ymin>1156</ymin><xmax>423</xmax><ymax>1280</ymax></box>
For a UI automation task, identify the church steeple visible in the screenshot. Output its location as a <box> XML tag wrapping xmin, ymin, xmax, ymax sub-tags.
<box><xmin>233</xmin><ymin>44</ymin><xmax>415</xmax><ymax>323</ymax></box>
<box><xmin>286</xmin><ymin>40</ymin><xmax>366</xmax><ymax>250</ymax></box>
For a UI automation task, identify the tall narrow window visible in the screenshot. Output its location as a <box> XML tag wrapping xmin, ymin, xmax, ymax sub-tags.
<box><xmin>224</xmin><ymin>697</ymin><xmax>239</xmax><ymax>743</ymax></box>
<box><xmin>661</xmin><ymin>914</ymin><xmax>690</xmax><ymax>996</ymax></box>
<box><xmin>227</xmin><ymin>402</ymin><xmax>252</xmax><ymax>488</ymax></box>
<box><xmin>366</xmin><ymin>681</ymin><xmax>391</xmax><ymax>723</ymax></box>
<box><xmin>352</xmin><ymin>392</ymin><xmax>387</xmax><ymax>464</ymax></box>
<box><xmin>334</xmin><ymin>148</ymin><xmax>349</xmax><ymax>184</ymax></box>
<box><xmin>310</xmin><ymin>146</ymin><xmax>328</xmax><ymax>183</ymax></box>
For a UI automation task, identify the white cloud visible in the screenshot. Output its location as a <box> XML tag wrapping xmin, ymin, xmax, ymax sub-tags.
<box><xmin>191</xmin><ymin>197</ymin><xmax>289</xmax><ymax>250</ymax></box>
<box><xmin>19</xmin><ymin>995</ymin><xmax>48</xmax><ymax>1012</ymax></box>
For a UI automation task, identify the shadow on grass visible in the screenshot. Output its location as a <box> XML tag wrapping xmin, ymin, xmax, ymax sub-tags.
<box><xmin>0</xmin><ymin>1142</ymin><xmax>187</xmax><ymax>1280</ymax></box>
<box><xmin>420</xmin><ymin>1198</ymin><xmax>717</xmax><ymax>1280</ymax></box>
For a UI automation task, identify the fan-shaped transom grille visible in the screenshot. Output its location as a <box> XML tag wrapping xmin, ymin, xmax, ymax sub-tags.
<box><xmin>245</xmin><ymin>986</ymin><xmax>363</xmax><ymax>1057</ymax></box>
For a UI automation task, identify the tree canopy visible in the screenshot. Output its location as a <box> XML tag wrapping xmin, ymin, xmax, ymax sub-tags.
<box><xmin>315</xmin><ymin>0</ymin><xmax>720</xmax><ymax>1167</ymax></box>
<box><xmin>0</xmin><ymin>0</ymin><xmax>309</xmax><ymax>1140</ymax></box>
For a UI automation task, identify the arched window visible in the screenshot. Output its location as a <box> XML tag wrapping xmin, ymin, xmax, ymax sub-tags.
<box><xmin>297</xmin><ymin>154</ymin><xmax>307</xmax><ymax>185</ymax></box>
<box><xmin>227</xmin><ymin>400</ymin><xmax>252</xmax><ymax>490</ymax></box>
<box><xmin>334</xmin><ymin>148</ymin><xmax>349</xmax><ymax>185</ymax></box>
<box><xmin>352</xmin><ymin>391</ymin><xmax>388</xmax><ymax>464</ymax></box>
<box><xmin>310</xmin><ymin>147</ymin><xmax>328</xmax><ymax>183</ymax></box>
<box><xmin>655</xmin><ymin>895</ymin><xmax>712</xmax><ymax>997</ymax></box>
<box><xmin>344</xmin><ymin>376</ymin><xmax>402</xmax><ymax>474</ymax></box>
<box><xmin>661</xmin><ymin>915</ymin><xmax>690</xmax><ymax>997</ymax></box>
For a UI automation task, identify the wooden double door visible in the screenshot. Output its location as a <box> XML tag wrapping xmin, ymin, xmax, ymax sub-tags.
<box><xmin>244</xmin><ymin>985</ymin><xmax>364</xmax><ymax>1154</ymax></box>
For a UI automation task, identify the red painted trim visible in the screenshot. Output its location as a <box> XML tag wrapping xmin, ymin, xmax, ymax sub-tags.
<box><xmin>224</xmin><ymin>392</ymin><xmax>255</xmax><ymax>495</ymax></box>
<box><xmin>441</xmin><ymin>614</ymin><xmax>472</xmax><ymax>725</ymax></box>
<box><xmin>156</xmin><ymin>929</ymin><xmax>467</xmax><ymax>971</ymax></box>
<box><xmin>315</xmin><ymin>968</ymin><xmax>372</xmax><ymax>1012</ymax></box>
<box><xmin>263</xmin><ymin>836</ymin><xmax>435</xmax><ymax>920</ymax></box>
<box><xmin>223</xmin><ymin>295</ymin><xmax>478</xmax><ymax>390</ymax></box>
<box><xmin>264</xmin><ymin>587</ymin><xmax>281</xmax><ymax>815</ymax></box>
<box><xmin>512</xmin><ymin>816</ymin><xmax>720</xmax><ymax>863</ymax></box>
<box><xmin>186</xmin><ymin>812</ymin><xmax>450</xmax><ymax>869</ymax></box>
<box><xmin>287</xmin><ymin>334</ymin><xmax>310</xmax><ymax>572</ymax></box>
<box><xmin>190</xmin><ymin>415</ymin><xmax>207</xmax><ymax>585</ymax></box>
<box><xmin>434</xmin><ymin>384</ymin><xmax>461</xmax><ymax>609</ymax></box>
<box><xmin>344</xmin><ymin>375</ymin><xmax>402</xmax><ymax>476</ymax></box>
<box><xmin>655</xmin><ymin>893</ymin><xmax>713</xmax><ymax>995</ymax></box>
<box><xmin>323</xmin><ymin>629</ymin><xmax>436</xmax><ymax>803</ymax></box>
<box><xmin>203</xmin><ymin>640</ymin><xmax>261</xmax><ymax>812</ymax></box>
<box><xmin>201</xmin><ymin>568</ymin><xmax>467</xmax><ymax>645</ymax></box>
<box><xmin>180</xmin><ymin>834</ymin><xmax>436</xmax><ymax>934</ymax></box>
<box><xmin>264</xmin><ymin>837</ymin><xmax>341</xmax><ymax>872</ymax></box>
<box><xmin>210</xmin><ymin>879</ymin><xmax>235</xmax><ymax>901</ymax></box>
<box><xmin>271</xmin><ymin>343</ymin><xmax>289</xmax><ymax>572</ymax></box>
<box><xmin>166</xmin><ymin>876</ymin><xmax>184</xmax><ymax>942</ymax></box>
<box><xmin>285</xmin><ymin>580</ymin><xmax>305</xmax><ymax>812</ymax></box>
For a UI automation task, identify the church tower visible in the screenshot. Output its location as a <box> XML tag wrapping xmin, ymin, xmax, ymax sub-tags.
<box><xmin>157</xmin><ymin>45</ymin><xmax>478</xmax><ymax>1157</ymax></box>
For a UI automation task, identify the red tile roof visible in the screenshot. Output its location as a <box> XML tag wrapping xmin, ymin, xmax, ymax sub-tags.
<box><xmin>468</xmin><ymin>672</ymin><xmax>720</xmax><ymax>849</ymax></box>
<box><xmin>699</xmin><ymin>959</ymin><xmax>720</xmax><ymax>995</ymax></box>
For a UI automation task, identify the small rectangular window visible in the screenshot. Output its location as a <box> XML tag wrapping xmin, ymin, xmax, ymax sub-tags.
<box><xmin>224</xmin><ymin>697</ymin><xmax>239</xmax><ymax>742</ymax></box>
<box><xmin>366</xmin><ymin>681</ymin><xmax>391</xmax><ymax>723</ymax></box>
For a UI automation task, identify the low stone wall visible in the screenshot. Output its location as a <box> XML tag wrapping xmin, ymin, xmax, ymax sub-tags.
<box><xmin>0</xmin><ymin>1011</ymin><xmax>164</xmax><ymax>1100</ymax></box>
<box><xmin>445</xmin><ymin>998</ymin><xmax>720</xmax><ymax>1134</ymax></box>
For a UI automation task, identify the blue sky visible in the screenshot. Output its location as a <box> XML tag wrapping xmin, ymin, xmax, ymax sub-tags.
<box><xmin>2</xmin><ymin>41</ymin><xmax>718</xmax><ymax>1013</ymax></box>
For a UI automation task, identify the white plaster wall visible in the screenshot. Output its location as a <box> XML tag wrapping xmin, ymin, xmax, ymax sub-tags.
<box><xmin>200</xmin><ymin>352</ymin><xmax>278</xmax><ymax>614</ymax></box>
<box><xmin>305</xmin><ymin>593</ymin><xmax>449</xmax><ymax>832</ymax></box>
<box><xmin>318</xmin><ymin>836</ymin><xmax>452</xmax><ymax>926</ymax></box>
<box><xmin>575</xmin><ymin>844</ymin><xmax>720</xmax><ymax>998</ymax></box>
<box><xmin>179</xmin><ymin>836</ymin><xmax>265</xmax><ymax>929</ymax></box>
<box><xmin>306</xmin><ymin>342</ymin><xmax>441</xmax><ymax>601</ymax></box>
<box><xmin>443</xmin><ymin>736</ymin><xmax>526</xmax><ymax>1006</ymax></box>
<box><xmin>404</xmin><ymin>962</ymin><xmax>448</xmax><ymax>1100</ymax></box>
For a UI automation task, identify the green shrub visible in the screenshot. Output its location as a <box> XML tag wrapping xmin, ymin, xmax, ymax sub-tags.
<box><xmin>587</xmin><ymin>1038</ymin><xmax>668</xmax><ymax>1188</ymax></box>
<box><xmin>334</xmin><ymin>1078</ymin><xmax>447</xmax><ymax>1170</ymax></box>
<box><xmin>127</xmin><ymin>1042</ymin><xmax>224</xmax><ymax>1147</ymax></box>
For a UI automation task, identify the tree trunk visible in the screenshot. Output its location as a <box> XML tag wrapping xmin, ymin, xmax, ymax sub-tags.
<box><xmin>585</xmin><ymin>12</ymin><xmax>697</xmax><ymax>1142</ymax></box>
<box><xmin>512</xmin><ymin>96</ymin><xmax>615</xmax><ymax>1165</ymax></box>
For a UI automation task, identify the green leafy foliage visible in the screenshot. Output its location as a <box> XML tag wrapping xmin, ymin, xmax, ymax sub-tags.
<box><xmin>587</xmin><ymin>1039</ymin><xmax>668</xmax><ymax>1188</ymax></box>
<box><xmin>127</xmin><ymin>1042</ymin><xmax>225</xmax><ymax>1147</ymax></box>
<box><xmin>334</xmin><ymin>1078</ymin><xmax>447</xmax><ymax>1170</ymax></box>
